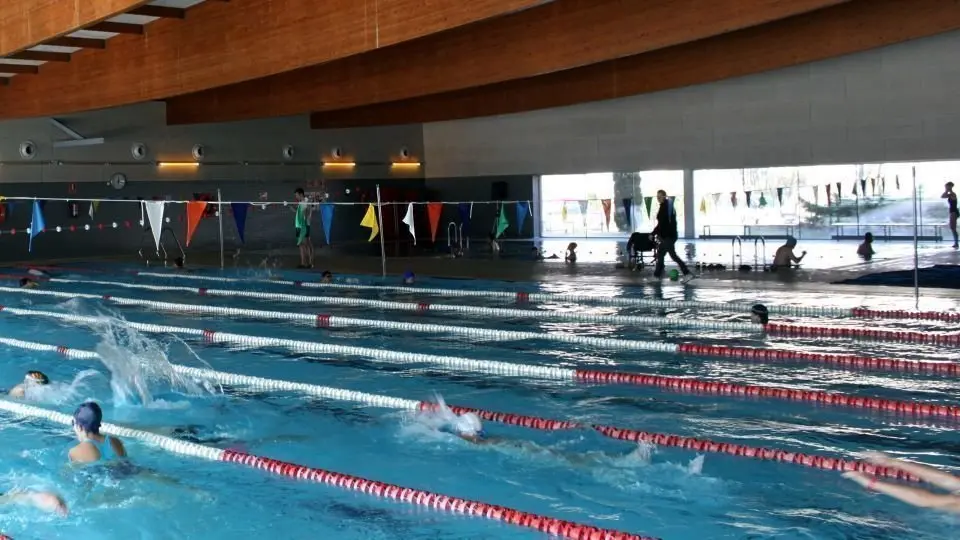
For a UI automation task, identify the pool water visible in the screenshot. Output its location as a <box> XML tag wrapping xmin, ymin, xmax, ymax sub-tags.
<box><xmin>0</xmin><ymin>265</ymin><xmax>956</xmax><ymax>539</ymax></box>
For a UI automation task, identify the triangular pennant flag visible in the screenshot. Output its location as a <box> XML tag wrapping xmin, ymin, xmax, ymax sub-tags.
<box><xmin>835</xmin><ymin>182</ymin><xmax>842</xmax><ymax>203</ymax></box>
<box><xmin>427</xmin><ymin>202</ymin><xmax>443</xmax><ymax>243</ymax></box>
<box><xmin>825</xmin><ymin>184</ymin><xmax>832</xmax><ymax>206</ymax></box>
<box><xmin>88</xmin><ymin>201</ymin><xmax>97</xmax><ymax>220</ymax></box>
<box><xmin>577</xmin><ymin>200</ymin><xmax>588</xmax><ymax>218</ymax></box>
<box><xmin>776</xmin><ymin>187</ymin><xmax>784</xmax><ymax>206</ymax></box>
<box><xmin>516</xmin><ymin>201</ymin><xmax>529</xmax><ymax>233</ymax></box>
<box><xmin>495</xmin><ymin>204</ymin><xmax>510</xmax><ymax>238</ymax></box>
<box><xmin>730</xmin><ymin>192</ymin><xmax>738</xmax><ymax>208</ymax></box>
<box><xmin>699</xmin><ymin>197</ymin><xmax>707</xmax><ymax>214</ymax></box>
<box><xmin>860</xmin><ymin>178</ymin><xmax>867</xmax><ymax>196</ymax></box>
<box><xmin>231</xmin><ymin>202</ymin><xmax>249</xmax><ymax>243</ymax></box>
<box><xmin>28</xmin><ymin>200</ymin><xmax>45</xmax><ymax>252</ymax></box>
<box><xmin>852</xmin><ymin>182</ymin><xmax>858</xmax><ymax>196</ymax></box>
<box><xmin>561</xmin><ymin>202</ymin><xmax>568</xmax><ymax>222</ymax></box>
<box><xmin>882</xmin><ymin>176</ymin><xmax>887</xmax><ymax>194</ymax></box>
<box><xmin>600</xmin><ymin>199</ymin><xmax>612</xmax><ymax>230</ymax></box>
<box><xmin>745</xmin><ymin>191</ymin><xmax>753</xmax><ymax>208</ymax></box>
<box><xmin>759</xmin><ymin>192</ymin><xmax>767</xmax><ymax>207</ymax></box>
<box><xmin>711</xmin><ymin>193</ymin><xmax>721</xmax><ymax>206</ymax></box>
<box><xmin>457</xmin><ymin>203</ymin><xmax>472</xmax><ymax>237</ymax></box>
<box><xmin>622</xmin><ymin>198</ymin><xmax>632</xmax><ymax>227</ymax></box>
<box><xmin>360</xmin><ymin>203</ymin><xmax>379</xmax><ymax>242</ymax></box>
<box><xmin>320</xmin><ymin>203</ymin><xmax>334</xmax><ymax>245</ymax></box>
<box><xmin>643</xmin><ymin>197</ymin><xmax>653</xmax><ymax>218</ymax></box>
<box><xmin>144</xmin><ymin>201</ymin><xmax>165</xmax><ymax>252</ymax></box>
<box><xmin>402</xmin><ymin>202</ymin><xmax>416</xmax><ymax>245</ymax></box>
<box><xmin>185</xmin><ymin>201</ymin><xmax>207</xmax><ymax>247</ymax></box>
<box><xmin>813</xmin><ymin>185</ymin><xmax>819</xmax><ymax>205</ymax></box>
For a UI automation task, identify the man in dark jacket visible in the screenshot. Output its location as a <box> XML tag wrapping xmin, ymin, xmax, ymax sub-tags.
<box><xmin>650</xmin><ymin>190</ymin><xmax>691</xmax><ymax>281</ymax></box>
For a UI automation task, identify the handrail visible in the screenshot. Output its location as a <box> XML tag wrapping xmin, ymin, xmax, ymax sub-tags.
<box><xmin>446</xmin><ymin>221</ymin><xmax>463</xmax><ymax>255</ymax></box>
<box><xmin>137</xmin><ymin>227</ymin><xmax>185</xmax><ymax>266</ymax></box>
<box><xmin>731</xmin><ymin>236</ymin><xmax>743</xmax><ymax>269</ymax></box>
<box><xmin>754</xmin><ymin>236</ymin><xmax>766</xmax><ymax>269</ymax></box>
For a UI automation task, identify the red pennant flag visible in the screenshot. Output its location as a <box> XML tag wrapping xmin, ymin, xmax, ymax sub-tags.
<box><xmin>427</xmin><ymin>202</ymin><xmax>443</xmax><ymax>242</ymax></box>
<box><xmin>185</xmin><ymin>201</ymin><xmax>207</xmax><ymax>246</ymax></box>
<box><xmin>600</xmin><ymin>199</ymin><xmax>612</xmax><ymax>230</ymax></box>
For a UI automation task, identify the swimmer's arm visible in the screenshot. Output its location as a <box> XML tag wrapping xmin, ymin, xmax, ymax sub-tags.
<box><xmin>864</xmin><ymin>452</ymin><xmax>960</xmax><ymax>492</ymax></box>
<box><xmin>7</xmin><ymin>385</ymin><xmax>23</xmax><ymax>398</ymax></box>
<box><xmin>845</xmin><ymin>472</ymin><xmax>960</xmax><ymax>511</ymax></box>
<box><xmin>0</xmin><ymin>489</ymin><xmax>68</xmax><ymax>516</ymax></box>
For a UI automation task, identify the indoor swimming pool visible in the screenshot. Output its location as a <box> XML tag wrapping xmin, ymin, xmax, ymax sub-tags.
<box><xmin>0</xmin><ymin>264</ymin><xmax>956</xmax><ymax>539</ymax></box>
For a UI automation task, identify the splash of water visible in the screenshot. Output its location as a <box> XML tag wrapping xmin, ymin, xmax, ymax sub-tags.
<box><xmin>22</xmin><ymin>369</ymin><xmax>100</xmax><ymax>406</ymax></box>
<box><xmin>687</xmin><ymin>454</ymin><xmax>705</xmax><ymax>475</ymax></box>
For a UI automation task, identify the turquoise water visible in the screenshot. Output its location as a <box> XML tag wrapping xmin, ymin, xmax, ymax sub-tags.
<box><xmin>0</xmin><ymin>265</ymin><xmax>956</xmax><ymax>539</ymax></box>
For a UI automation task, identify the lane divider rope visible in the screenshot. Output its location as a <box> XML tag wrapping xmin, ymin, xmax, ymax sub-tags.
<box><xmin>0</xmin><ymin>399</ymin><xmax>647</xmax><ymax>540</ymax></box>
<box><xmin>135</xmin><ymin>271</ymin><xmax>849</xmax><ymax>317</ymax></box>
<box><xmin>0</xmin><ymin>335</ymin><xmax>918</xmax><ymax>483</ymax></box>
<box><xmin>2</xmin><ymin>286</ymin><xmax>957</xmax><ymax>376</ymax></box>
<box><xmin>1</xmin><ymin>305</ymin><xmax>958</xmax><ymax>420</ymax></box>
<box><xmin>39</xmin><ymin>279</ymin><xmax>960</xmax><ymax>345</ymax></box>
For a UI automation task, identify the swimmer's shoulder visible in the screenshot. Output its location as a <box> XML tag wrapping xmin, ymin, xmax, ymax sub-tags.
<box><xmin>109</xmin><ymin>436</ymin><xmax>127</xmax><ymax>458</ymax></box>
<box><xmin>7</xmin><ymin>385</ymin><xmax>23</xmax><ymax>398</ymax></box>
<box><xmin>69</xmin><ymin>441</ymin><xmax>101</xmax><ymax>463</ymax></box>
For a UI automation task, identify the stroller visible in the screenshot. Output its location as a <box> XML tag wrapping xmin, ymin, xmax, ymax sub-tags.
<box><xmin>626</xmin><ymin>232</ymin><xmax>657</xmax><ymax>270</ymax></box>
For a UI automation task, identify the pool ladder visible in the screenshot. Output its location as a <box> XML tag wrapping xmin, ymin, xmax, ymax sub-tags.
<box><xmin>754</xmin><ymin>236</ymin><xmax>766</xmax><ymax>270</ymax></box>
<box><xmin>446</xmin><ymin>222</ymin><xmax>464</xmax><ymax>256</ymax></box>
<box><xmin>138</xmin><ymin>226</ymin><xmax>186</xmax><ymax>266</ymax></box>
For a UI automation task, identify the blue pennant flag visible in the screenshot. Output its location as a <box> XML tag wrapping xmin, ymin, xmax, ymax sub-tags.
<box><xmin>457</xmin><ymin>203</ymin><xmax>471</xmax><ymax>236</ymax></box>
<box><xmin>516</xmin><ymin>201</ymin><xmax>529</xmax><ymax>233</ymax></box>
<box><xmin>320</xmin><ymin>203</ymin><xmax>334</xmax><ymax>245</ymax></box>
<box><xmin>230</xmin><ymin>203</ymin><xmax>249</xmax><ymax>243</ymax></box>
<box><xmin>622</xmin><ymin>198</ymin><xmax>633</xmax><ymax>227</ymax></box>
<box><xmin>28</xmin><ymin>200</ymin><xmax>46</xmax><ymax>252</ymax></box>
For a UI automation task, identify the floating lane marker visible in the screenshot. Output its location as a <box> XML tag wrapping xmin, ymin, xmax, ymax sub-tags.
<box><xmin>0</xmin><ymin>305</ymin><xmax>957</xmax><ymax>420</ymax></box>
<box><xmin>0</xmin><ymin>335</ymin><xmax>918</xmax><ymax>483</ymax></box>
<box><xmin>2</xmin><ymin>286</ymin><xmax>958</xmax><ymax>375</ymax></box>
<box><xmin>0</xmin><ymin>399</ymin><xmax>648</xmax><ymax>540</ymax></box>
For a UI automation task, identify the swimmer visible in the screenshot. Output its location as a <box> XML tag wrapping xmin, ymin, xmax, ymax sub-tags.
<box><xmin>444</xmin><ymin>412</ymin><xmax>506</xmax><ymax>446</ymax></box>
<box><xmin>69</xmin><ymin>402</ymin><xmax>126</xmax><ymax>465</ymax></box>
<box><xmin>402</xmin><ymin>271</ymin><xmax>415</xmax><ymax>285</ymax></box>
<box><xmin>565</xmin><ymin>242</ymin><xmax>578</xmax><ymax>263</ymax></box>
<box><xmin>18</xmin><ymin>278</ymin><xmax>38</xmax><ymax>289</ymax></box>
<box><xmin>320</xmin><ymin>271</ymin><xmax>333</xmax><ymax>283</ymax></box>
<box><xmin>0</xmin><ymin>489</ymin><xmax>67</xmax><ymax>516</ymax></box>
<box><xmin>7</xmin><ymin>371</ymin><xmax>49</xmax><ymax>399</ymax></box>
<box><xmin>750</xmin><ymin>304</ymin><xmax>769</xmax><ymax>325</ymax></box>
<box><xmin>857</xmin><ymin>233</ymin><xmax>875</xmax><ymax>261</ymax></box>
<box><xmin>843</xmin><ymin>451</ymin><xmax>960</xmax><ymax>512</ymax></box>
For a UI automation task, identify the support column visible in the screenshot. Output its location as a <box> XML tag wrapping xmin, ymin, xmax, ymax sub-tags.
<box><xmin>682</xmin><ymin>169</ymin><xmax>695</xmax><ymax>239</ymax></box>
<box><xmin>531</xmin><ymin>175</ymin><xmax>542</xmax><ymax>245</ymax></box>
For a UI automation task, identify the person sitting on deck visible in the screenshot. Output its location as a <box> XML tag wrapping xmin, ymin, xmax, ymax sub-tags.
<box><xmin>857</xmin><ymin>233</ymin><xmax>875</xmax><ymax>261</ymax></box>
<box><xmin>771</xmin><ymin>237</ymin><xmax>806</xmax><ymax>270</ymax></box>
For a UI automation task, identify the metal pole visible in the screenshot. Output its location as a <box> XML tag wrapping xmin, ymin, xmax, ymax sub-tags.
<box><xmin>375</xmin><ymin>184</ymin><xmax>387</xmax><ymax>278</ymax></box>
<box><xmin>217</xmin><ymin>188</ymin><xmax>225</xmax><ymax>269</ymax></box>
<box><xmin>912</xmin><ymin>166</ymin><xmax>919</xmax><ymax>309</ymax></box>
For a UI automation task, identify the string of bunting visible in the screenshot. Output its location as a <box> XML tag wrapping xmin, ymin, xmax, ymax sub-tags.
<box><xmin>696</xmin><ymin>176</ymin><xmax>896</xmax><ymax>215</ymax></box>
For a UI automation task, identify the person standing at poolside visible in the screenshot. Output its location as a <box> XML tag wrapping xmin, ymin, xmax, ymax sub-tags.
<box><xmin>942</xmin><ymin>182</ymin><xmax>959</xmax><ymax>248</ymax></box>
<box><xmin>293</xmin><ymin>188</ymin><xmax>314</xmax><ymax>269</ymax></box>
<box><xmin>651</xmin><ymin>190</ymin><xmax>692</xmax><ymax>282</ymax></box>
<box><xmin>68</xmin><ymin>402</ymin><xmax>126</xmax><ymax>465</ymax></box>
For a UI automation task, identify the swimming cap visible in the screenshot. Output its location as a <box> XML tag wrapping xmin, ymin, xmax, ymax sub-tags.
<box><xmin>73</xmin><ymin>401</ymin><xmax>103</xmax><ymax>435</ymax></box>
<box><xmin>751</xmin><ymin>304</ymin><xmax>769</xmax><ymax>324</ymax></box>
<box><xmin>403</xmin><ymin>271</ymin><xmax>415</xmax><ymax>280</ymax></box>
<box><xmin>454</xmin><ymin>412</ymin><xmax>483</xmax><ymax>436</ymax></box>
<box><xmin>25</xmin><ymin>371</ymin><xmax>49</xmax><ymax>385</ymax></box>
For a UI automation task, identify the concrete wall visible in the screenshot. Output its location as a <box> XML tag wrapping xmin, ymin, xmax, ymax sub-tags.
<box><xmin>422</xmin><ymin>30</ymin><xmax>960</xmax><ymax>178</ymax></box>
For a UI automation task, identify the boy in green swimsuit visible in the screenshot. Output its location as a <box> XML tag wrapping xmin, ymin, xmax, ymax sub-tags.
<box><xmin>294</xmin><ymin>188</ymin><xmax>314</xmax><ymax>268</ymax></box>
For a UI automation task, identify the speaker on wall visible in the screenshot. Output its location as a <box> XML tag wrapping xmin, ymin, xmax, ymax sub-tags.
<box><xmin>491</xmin><ymin>181</ymin><xmax>508</xmax><ymax>200</ymax></box>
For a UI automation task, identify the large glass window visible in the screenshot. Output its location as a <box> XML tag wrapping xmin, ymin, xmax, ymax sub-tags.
<box><xmin>539</xmin><ymin>170</ymin><xmax>683</xmax><ymax>238</ymax></box>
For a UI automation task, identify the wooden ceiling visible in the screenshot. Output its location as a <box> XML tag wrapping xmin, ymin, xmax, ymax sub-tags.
<box><xmin>2</xmin><ymin>0</ymin><xmax>959</xmax><ymax>129</ymax></box>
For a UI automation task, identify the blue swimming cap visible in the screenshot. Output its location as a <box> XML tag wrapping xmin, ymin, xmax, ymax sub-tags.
<box><xmin>73</xmin><ymin>401</ymin><xmax>102</xmax><ymax>434</ymax></box>
<box><xmin>403</xmin><ymin>271</ymin><xmax>415</xmax><ymax>280</ymax></box>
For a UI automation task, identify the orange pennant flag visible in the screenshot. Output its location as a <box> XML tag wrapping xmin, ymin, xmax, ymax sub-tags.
<box><xmin>185</xmin><ymin>201</ymin><xmax>207</xmax><ymax>246</ymax></box>
<box><xmin>427</xmin><ymin>202</ymin><xmax>443</xmax><ymax>242</ymax></box>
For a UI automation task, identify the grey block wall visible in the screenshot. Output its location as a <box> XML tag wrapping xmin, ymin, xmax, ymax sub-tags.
<box><xmin>422</xmin><ymin>30</ymin><xmax>960</xmax><ymax>178</ymax></box>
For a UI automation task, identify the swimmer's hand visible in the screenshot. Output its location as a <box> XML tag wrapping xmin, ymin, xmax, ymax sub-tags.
<box><xmin>2</xmin><ymin>490</ymin><xmax>68</xmax><ymax>516</ymax></box>
<box><xmin>860</xmin><ymin>451</ymin><xmax>894</xmax><ymax>465</ymax></box>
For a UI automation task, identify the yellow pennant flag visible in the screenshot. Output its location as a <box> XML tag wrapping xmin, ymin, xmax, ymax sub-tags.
<box><xmin>699</xmin><ymin>197</ymin><xmax>707</xmax><ymax>214</ymax></box>
<box><xmin>360</xmin><ymin>203</ymin><xmax>379</xmax><ymax>241</ymax></box>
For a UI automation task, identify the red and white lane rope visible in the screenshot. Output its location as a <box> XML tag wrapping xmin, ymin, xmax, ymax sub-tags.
<box><xmin>0</xmin><ymin>336</ymin><xmax>918</xmax><ymax>482</ymax></box>
<box><xmin>1</xmin><ymin>305</ymin><xmax>958</xmax><ymax>420</ymax></box>
<box><xmin>3</xmin><ymin>286</ymin><xmax>958</xmax><ymax>376</ymax></box>
<box><xmin>0</xmin><ymin>286</ymin><xmax>674</xmax><ymax>353</ymax></box>
<box><xmin>136</xmin><ymin>271</ymin><xmax>850</xmax><ymax>317</ymax></box>
<box><xmin>0</xmin><ymin>399</ymin><xmax>646</xmax><ymax>540</ymax></box>
<box><xmin>37</xmin><ymin>279</ymin><xmax>960</xmax><ymax>345</ymax></box>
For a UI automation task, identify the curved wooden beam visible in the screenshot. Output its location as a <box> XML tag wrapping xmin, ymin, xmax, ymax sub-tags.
<box><xmin>0</xmin><ymin>0</ymin><xmax>149</xmax><ymax>56</ymax></box>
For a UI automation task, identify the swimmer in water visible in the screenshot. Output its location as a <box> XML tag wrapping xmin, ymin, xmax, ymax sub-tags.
<box><xmin>18</xmin><ymin>278</ymin><xmax>38</xmax><ymax>289</ymax></box>
<box><xmin>750</xmin><ymin>304</ymin><xmax>769</xmax><ymax>324</ymax></box>
<box><xmin>0</xmin><ymin>489</ymin><xmax>67</xmax><ymax>516</ymax></box>
<box><xmin>844</xmin><ymin>451</ymin><xmax>960</xmax><ymax>512</ymax></box>
<box><xmin>320</xmin><ymin>271</ymin><xmax>333</xmax><ymax>283</ymax></box>
<box><xmin>8</xmin><ymin>371</ymin><xmax>50</xmax><ymax>399</ymax></box>
<box><xmin>402</xmin><ymin>271</ymin><xmax>415</xmax><ymax>285</ymax></box>
<box><xmin>68</xmin><ymin>402</ymin><xmax>127</xmax><ymax>465</ymax></box>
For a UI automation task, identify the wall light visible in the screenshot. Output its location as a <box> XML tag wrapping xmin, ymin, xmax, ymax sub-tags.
<box><xmin>157</xmin><ymin>161</ymin><xmax>200</xmax><ymax>168</ymax></box>
<box><xmin>322</xmin><ymin>161</ymin><xmax>356</xmax><ymax>168</ymax></box>
<box><xmin>391</xmin><ymin>162</ymin><xmax>421</xmax><ymax>168</ymax></box>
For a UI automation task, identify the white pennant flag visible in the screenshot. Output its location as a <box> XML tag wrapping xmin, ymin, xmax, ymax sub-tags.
<box><xmin>88</xmin><ymin>201</ymin><xmax>95</xmax><ymax>220</ymax></box>
<box><xmin>401</xmin><ymin>202</ymin><xmax>416</xmax><ymax>245</ymax></box>
<box><xmin>143</xmin><ymin>201</ymin><xmax>165</xmax><ymax>252</ymax></box>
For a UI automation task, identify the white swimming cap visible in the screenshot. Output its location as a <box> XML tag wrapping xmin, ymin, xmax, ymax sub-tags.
<box><xmin>455</xmin><ymin>412</ymin><xmax>483</xmax><ymax>436</ymax></box>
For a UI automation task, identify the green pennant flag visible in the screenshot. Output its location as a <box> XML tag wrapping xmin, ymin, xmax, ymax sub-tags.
<box><xmin>495</xmin><ymin>204</ymin><xmax>510</xmax><ymax>238</ymax></box>
<box><xmin>759</xmin><ymin>193</ymin><xmax>768</xmax><ymax>207</ymax></box>
<box><xmin>643</xmin><ymin>196</ymin><xmax>653</xmax><ymax>218</ymax></box>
